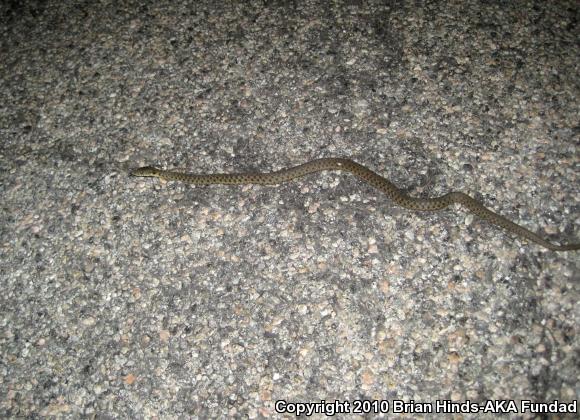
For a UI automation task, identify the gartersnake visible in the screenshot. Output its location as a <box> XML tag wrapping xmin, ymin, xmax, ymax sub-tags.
<box><xmin>131</xmin><ymin>158</ymin><xmax>579</xmax><ymax>251</ymax></box>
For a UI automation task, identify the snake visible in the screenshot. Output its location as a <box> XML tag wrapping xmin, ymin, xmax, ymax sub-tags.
<box><xmin>131</xmin><ymin>158</ymin><xmax>579</xmax><ymax>251</ymax></box>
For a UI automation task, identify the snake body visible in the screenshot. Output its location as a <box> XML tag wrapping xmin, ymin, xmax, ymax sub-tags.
<box><xmin>131</xmin><ymin>158</ymin><xmax>579</xmax><ymax>251</ymax></box>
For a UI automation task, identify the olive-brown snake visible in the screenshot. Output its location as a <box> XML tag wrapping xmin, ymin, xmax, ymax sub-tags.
<box><xmin>131</xmin><ymin>158</ymin><xmax>579</xmax><ymax>251</ymax></box>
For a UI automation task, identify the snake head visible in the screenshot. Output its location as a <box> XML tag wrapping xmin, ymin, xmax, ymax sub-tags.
<box><xmin>130</xmin><ymin>166</ymin><xmax>161</xmax><ymax>177</ymax></box>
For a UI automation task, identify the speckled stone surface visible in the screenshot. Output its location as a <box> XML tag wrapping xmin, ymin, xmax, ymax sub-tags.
<box><xmin>1</xmin><ymin>0</ymin><xmax>578</xmax><ymax>418</ymax></box>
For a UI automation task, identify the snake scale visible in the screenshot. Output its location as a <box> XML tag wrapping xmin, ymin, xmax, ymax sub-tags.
<box><xmin>131</xmin><ymin>158</ymin><xmax>579</xmax><ymax>251</ymax></box>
